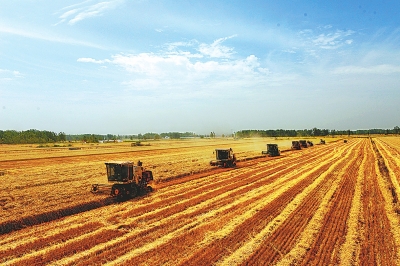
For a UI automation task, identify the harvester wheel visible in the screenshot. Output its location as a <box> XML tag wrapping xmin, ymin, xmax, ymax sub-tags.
<box><xmin>112</xmin><ymin>184</ymin><xmax>126</xmax><ymax>200</ymax></box>
<box><xmin>111</xmin><ymin>185</ymin><xmax>119</xmax><ymax>196</ymax></box>
<box><xmin>129</xmin><ymin>184</ymin><xmax>138</xmax><ymax>198</ymax></box>
<box><xmin>146</xmin><ymin>186</ymin><xmax>153</xmax><ymax>193</ymax></box>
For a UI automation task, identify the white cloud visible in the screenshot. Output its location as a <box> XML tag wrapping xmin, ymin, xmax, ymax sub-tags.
<box><xmin>298</xmin><ymin>27</ymin><xmax>355</xmax><ymax>55</ymax></box>
<box><xmin>77</xmin><ymin>57</ymin><xmax>108</xmax><ymax>63</ymax></box>
<box><xmin>111</xmin><ymin>53</ymin><xmax>192</xmax><ymax>76</ymax></box>
<box><xmin>165</xmin><ymin>41</ymin><xmax>193</xmax><ymax>51</ymax></box>
<box><xmin>0</xmin><ymin>68</ymin><xmax>23</xmax><ymax>80</ymax></box>
<box><xmin>163</xmin><ymin>41</ymin><xmax>203</xmax><ymax>58</ymax></box>
<box><xmin>112</xmin><ymin>51</ymin><xmax>280</xmax><ymax>99</ymax></box>
<box><xmin>57</xmin><ymin>8</ymin><xmax>80</xmax><ymax>24</ymax></box>
<box><xmin>12</xmin><ymin>70</ymin><xmax>22</xmax><ymax>78</ymax></box>
<box><xmin>109</xmin><ymin>51</ymin><xmax>263</xmax><ymax>78</ymax></box>
<box><xmin>75</xmin><ymin>36</ymin><xmax>295</xmax><ymax>101</ymax></box>
<box><xmin>56</xmin><ymin>0</ymin><xmax>124</xmax><ymax>25</ymax></box>
<box><xmin>198</xmin><ymin>35</ymin><xmax>237</xmax><ymax>58</ymax></box>
<box><xmin>312</xmin><ymin>30</ymin><xmax>355</xmax><ymax>49</ymax></box>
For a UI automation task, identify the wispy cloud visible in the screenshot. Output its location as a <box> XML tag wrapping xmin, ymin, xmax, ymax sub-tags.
<box><xmin>77</xmin><ymin>37</ymin><xmax>288</xmax><ymax>99</ymax></box>
<box><xmin>312</xmin><ymin>30</ymin><xmax>355</xmax><ymax>49</ymax></box>
<box><xmin>163</xmin><ymin>41</ymin><xmax>203</xmax><ymax>58</ymax></box>
<box><xmin>0</xmin><ymin>68</ymin><xmax>23</xmax><ymax>81</ymax></box>
<box><xmin>291</xmin><ymin>26</ymin><xmax>357</xmax><ymax>67</ymax></box>
<box><xmin>56</xmin><ymin>0</ymin><xmax>124</xmax><ymax>25</ymax></box>
<box><xmin>78</xmin><ymin>36</ymin><xmax>263</xmax><ymax>77</ymax></box>
<box><xmin>77</xmin><ymin>58</ymin><xmax>109</xmax><ymax>63</ymax></box>
<box><xmin>332</xmin><ymin>64</ymin><xmax>400</xmax><ymax>75</ymax></box>
<box><xmin>297</xmin><ymin>27</ymin><xmax>355</xmax><ymax>56</ymax></box>
<box><xmin>0</xmin><ymin>23</ymin><xmax>104</xmax><ymax>49</ymax></box>
<box><xmin>198</xmin><ymin>35</ymin><xmax>237</xmax><ymax>58</ymax></box>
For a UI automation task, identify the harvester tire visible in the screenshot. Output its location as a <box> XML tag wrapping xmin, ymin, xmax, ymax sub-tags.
<box><xmin>111</xmin><ymin>185</ymin><xmax>127</xmax><ymax>201</ymax></box>
<box><xmin>129</xmin><ymin>184</ymin><xmax>138</xmax><ymax>198</ymax></box>
<box><xmin>112</xmin><ymin>184</ymin><xmax>126</xmax><ymax>200</ymax></box>
<box><xmin>111</xmin><ymin>184</ymin><xmax>119</xmax><ymax>196</ymax></box>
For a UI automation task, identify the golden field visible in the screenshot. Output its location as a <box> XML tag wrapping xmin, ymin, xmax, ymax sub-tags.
<box><xmin>0</xmin><ymin>136</ymin><xmax>399</xmax><ymax>265</ymax></box>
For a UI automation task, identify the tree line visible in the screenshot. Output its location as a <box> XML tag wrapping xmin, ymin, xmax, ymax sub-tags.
<box><xmin>1</xmin><ymin>127</ymin><xmax>399</xmax><ymax>144</ymax></box>
<box><xmin>0</xmin><ymin>129</ymin><xmax>66</xmax><ymax>144</ymax></box>
<box><xmin>0</xmin><ymin>130</ymin><xmax>201</xmax><ymax>144</ymax></box>
<box><xmin>235</xmin><ymin>127</ymin><xmax>400</xmax><ymax>138</ymax></box>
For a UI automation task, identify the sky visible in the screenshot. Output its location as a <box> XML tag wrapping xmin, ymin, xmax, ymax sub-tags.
<box><xmin>0</xmin><ymin>0</ymin><xmax>399</xmax><ymax>135</ymax></box>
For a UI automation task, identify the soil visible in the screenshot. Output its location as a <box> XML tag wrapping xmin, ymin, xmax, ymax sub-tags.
<box><xmin>0</xmin><ymin>137</ymin><xmax>399</xmax><ymax>265</ymax></box>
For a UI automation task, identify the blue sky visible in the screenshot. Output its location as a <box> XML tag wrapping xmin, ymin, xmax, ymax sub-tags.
<box><xmin>0</xmin><ymin>0</ymin><xmax>399</xmax><ymax>135</ymax></box>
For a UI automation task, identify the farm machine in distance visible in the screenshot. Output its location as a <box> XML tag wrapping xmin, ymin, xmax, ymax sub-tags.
<box><xmin>210</xmin><ymin>148</ymin><xmax>237</xmax><ymax>168</ymax></box>
<box><xmin>299</xmin><ymin>140</ymin><xmax>308</xmax><ymax>148</ymax></box>
<box><xmin>91</xmin><ymin>160</ymin><xmax>153</xmax><ymax>200</ymax></box>
<box><xmin>291</xmin><ymin>141</ymin><xmax>301</xmax><ymax>150</ymax></box>
<box><xmin>262</xmin><ymin>144</ymin><xmax>280</xmax><ymax>157</ymax></box>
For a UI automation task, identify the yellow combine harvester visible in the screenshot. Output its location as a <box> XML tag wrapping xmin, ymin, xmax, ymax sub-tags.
<box><xmin>91</xmin><ymin>160</ymin><xmax>153</xmax><ymax>200</ymax></box>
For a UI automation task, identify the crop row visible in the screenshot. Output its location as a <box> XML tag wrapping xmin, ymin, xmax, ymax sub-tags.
<box><xmin>2</xmin><ymin>138</ymin><xmax>399</xmax><ymax>265</ymax></box>
<box><xmin>1</xmin><ymin>140</ymin><xmax>337</xmax><ymax>264</ymax></box>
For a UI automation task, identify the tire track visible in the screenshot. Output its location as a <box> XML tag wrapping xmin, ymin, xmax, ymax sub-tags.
<box><xmin>235</xmin><ymin>139</ymin><xmax>363</xmax><ymax>265</ymax></box>
<box><xmin>299</xmin><ymin>139</ymin><xmax>365</xmax><ymax>265</ymax></box>
<box><xmin>6</xmin><ymin>145</ymin><xmax>331</xmax><ymax>264</ymax></box>
<box><xmin>170</xmin><ymin>143</ymin><xmax>354</xmax><ymax>265</ymax></box>
<box><xmin>3</xmin><ymin>139</ymin><xmax>393</xmax><ymax>266</ymax></box>
<box><xmin>60</xmin><ymin>146</ymin><xmax>338</xmax><ymax>265</ymax></box>
<box><xmin>363</xmin><ymin>138</ymin><xmax>400</xmax><ymax>265</ymax></box>
<box><xmin>337</xmin><ymin>142</ymin><xmax>368</xmax><ymax>265</ymax></box>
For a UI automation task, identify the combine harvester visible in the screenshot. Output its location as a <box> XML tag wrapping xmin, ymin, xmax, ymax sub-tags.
<box><xmin>291</xmin><ymin>141</ymin><xmax>301</xmax><ymax>150</ymax></box>
<box><xmin>91</xmin><ymin>160</ymin><xmax>153</xmax><ymax>200</ymax></box>
<box><xmin>210</xmin><ymin>148</ymin><xmax>237</xmax><ymax>168</ymax></box>
<box><xmin>262</xmin><ymin>144</ymin><xmax>280</xmax><ymax>157</ymax></box>
<box><xmin>299</xmin><ymin>140</ymin><xmax>308</xmax><ymax>148</ymax></box>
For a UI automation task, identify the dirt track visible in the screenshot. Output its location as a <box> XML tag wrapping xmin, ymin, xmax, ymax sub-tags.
<box><xmin>1</xmin><ymin>137</ymin><xmax>399</xmax><ymax>265</ymax></box>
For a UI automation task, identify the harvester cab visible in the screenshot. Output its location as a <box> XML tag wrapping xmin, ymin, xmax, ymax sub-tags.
<box><xmin>210</xmin><ymin>148</ymin><xmax>237</xmax><ymax>167</ymax></box>
<box><xmin>262</xmin><ymin>144</ymin><xmax>280</xmax><ymax>157</ymax></box>
<box><xmin>91</xmin><ymin>160</ymin><xmax>153</xmax><ymax>200</ymax></box>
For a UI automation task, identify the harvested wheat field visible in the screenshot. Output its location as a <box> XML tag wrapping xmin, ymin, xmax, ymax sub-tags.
<box><xmin>1</xmin><ymin>137</ymin><xmax>400</xmax><ymax>265</ymax></box>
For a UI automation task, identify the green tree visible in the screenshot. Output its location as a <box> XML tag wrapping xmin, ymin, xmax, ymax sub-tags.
<box><xmin>58</xmin><ymin>132</ymin><xmax>66</xmax><ymax>142</ymax></box>
<box><xmin>312</xmin><ymin>127</ymin><xmax>321</xmax><ymax>136</ymax></box>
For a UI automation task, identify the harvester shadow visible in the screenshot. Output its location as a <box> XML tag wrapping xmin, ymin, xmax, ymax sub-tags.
<box><xmin>0</xmin><ymin>193</ymin><xmax>152</xmax><ymax>235</ymax></box>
